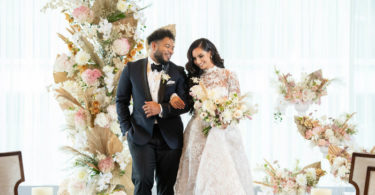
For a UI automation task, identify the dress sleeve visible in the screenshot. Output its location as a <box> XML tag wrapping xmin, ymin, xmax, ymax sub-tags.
<box><xmin>226</xmin><ymin>70</ymin><xmax>241</xmax><ymax>95</ymax></box>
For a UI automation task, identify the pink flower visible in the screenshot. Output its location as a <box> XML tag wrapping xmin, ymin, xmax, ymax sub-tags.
<box><xmin>98</xmin><ymin>157</ymin><xmax>115</xmax><ymax>173</ymax></box>
<box><xmin>81</xmin><ymin>69</ymin><xmax>102</xmax><ymax>86</ymax></box>
<box><xmin>54</xmin><ymin>53</ymin><xmax>75</xmax><ymax>75</ymax></box>
<box><xmin>312</xmin><ymin>126</ymin><xmax>324</xmax><ymax>135</ymax></box>
<box><xmin>72</xmin><ymin>6</ymin><xmax>94</xmax><ymax>23</ymax></box>
<box><xmin>74</xmin><ymin>109</ymin><xmax>86</xmax><ymax>129</ymax></box>
<box><xmin>317</xmin><ymin>139</ymin><xmax>329</xmax><ymax>146</ymax></box>
<box><xmin>305</xmin><ymin>130</ymin><xmax>313</xmax><ymax>139</ymax></box>
<box><xmin>112</xmin><ymin>38</ymin><xmax>130</xmax><ymax>56</ymax></box>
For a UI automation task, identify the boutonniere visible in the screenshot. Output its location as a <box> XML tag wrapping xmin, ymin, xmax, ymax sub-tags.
<box><xmin>191</xmin><ymin>77</ymin><xmax>200</xmax><ymax>84</ymax></box>
<box><xmin>161</xmin><ymin>71</ymin><xmax>171</xmax><ymax>84</ymax></box>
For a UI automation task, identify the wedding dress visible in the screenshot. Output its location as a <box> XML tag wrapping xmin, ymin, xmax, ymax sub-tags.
<box><xmin>175</xmin><ymin>66</ymin><xmax>254</xmax><ymax>195</ymax></box>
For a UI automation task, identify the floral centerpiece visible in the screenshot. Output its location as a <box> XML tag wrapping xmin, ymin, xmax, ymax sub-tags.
<box><xmin>42</xmin><ymin>0</ymin><xmax>147</xmax><ymax>194</ymax></box>
<box><xmin>255</xmin><ymin>160</ymin><xmax>326</xmax><ymax>194</ymax></box>
<box><xmin>189</xmin><ymin>78</ymin><xmax>258</xmax><ymax>136</ymax></box>
<box><xmin>274</xmin><ymin>69</ymin><xmax>331</xmax><ymax>118</ymax></box>
<box><xmin>294</xmin><ymin>113</ymin><xmax>357</xmax><ymax>148</ymax></box>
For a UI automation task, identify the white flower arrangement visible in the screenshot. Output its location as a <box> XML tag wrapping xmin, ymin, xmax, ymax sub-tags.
<box><xmin>190</xmin><ymin>80</ymin><xmax>258</xmax><ymax>136</ymax></box>
<box><xmin>43</xmin><ymin>0</ymin><xmax>148</xmax><ymax>193</ymax></box>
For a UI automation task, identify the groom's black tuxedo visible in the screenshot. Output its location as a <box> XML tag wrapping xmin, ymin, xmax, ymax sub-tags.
<box><xmin>116</xmin><ymin>57</ymin><xmax>190</xmax><ymax>195</ymax></box>
<box><xmin>116</xmin><ymin>57</ymin><xmax>189</xmax><ymax>149</ymax></box>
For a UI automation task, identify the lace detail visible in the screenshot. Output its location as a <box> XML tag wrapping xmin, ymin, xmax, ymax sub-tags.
<box><xmin>200</xmin><ymin>66</ymin><xmax>241</xmax><ymax>96</ymax></box>
<box><xmin>175</xmin><ymin>67</ymin><xmax>254</xmax><ymax>195</ymax></box>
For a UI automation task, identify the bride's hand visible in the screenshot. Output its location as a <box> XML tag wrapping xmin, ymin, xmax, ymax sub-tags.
<box><xmin>170</xmin><ymin>95</ymin><xmax>185</xmax><ymax>109</ymax></box>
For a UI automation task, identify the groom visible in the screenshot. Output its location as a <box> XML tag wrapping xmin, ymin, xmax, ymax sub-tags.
<box><xmin>116</xmin><ymin>28</ymin><xmax>189</xmax><ymax>195</ymax></box>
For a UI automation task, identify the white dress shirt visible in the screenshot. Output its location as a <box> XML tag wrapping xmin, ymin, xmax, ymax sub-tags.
<box><xmin>147</xmin><ymin>57</ymin><xmax>164</xmax><ymax>120</ymax></box>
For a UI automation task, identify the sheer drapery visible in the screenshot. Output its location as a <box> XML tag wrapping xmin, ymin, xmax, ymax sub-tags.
<box><xmin>1</xmin><ymin>0</ymin><xmax>375</xmax><ymax>185</ymax></box>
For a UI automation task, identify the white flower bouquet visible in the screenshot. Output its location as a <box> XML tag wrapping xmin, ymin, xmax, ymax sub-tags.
<box><xmin>189</xmin><ymin>79</ymin><xmax>258</xmax><ymax>136</ymax></box>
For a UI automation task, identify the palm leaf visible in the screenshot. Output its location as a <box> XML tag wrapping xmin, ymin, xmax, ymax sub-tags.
<box><xmin>55</xmin><ymin>87</ymin><xmax>83</xmax><ymax>109</ymax></box>
<box><xmin>80</xmin><ymin>36</ymin><xmax>105</xmax><ymax>67</ymax></box>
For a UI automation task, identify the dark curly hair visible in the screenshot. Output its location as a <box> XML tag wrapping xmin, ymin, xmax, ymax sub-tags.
<box><xmin>146</xmin><ymin>29</ymin><xmax>175</xmax><ymax>46</ymax></box>
<box><xmin>185</xmin><ymin>38</ymin><xmax>225</xmax><ymax>113</ymax></box>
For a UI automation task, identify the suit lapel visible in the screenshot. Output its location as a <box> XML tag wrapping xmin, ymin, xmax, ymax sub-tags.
<box><xmin>158</xmin><ymin>63</ymin><xmax>170</xmax><ymax>103</ymax></box>
<box><xmin>141</xmin><ymin>58</ymin><xmax>152</xmax><ymax>101</ymax></box>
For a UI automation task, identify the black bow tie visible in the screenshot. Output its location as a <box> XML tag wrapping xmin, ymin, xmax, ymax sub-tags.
<box><xmin>151</xmin><ymin>63</ymin><xmax>163</xmax><ymax>72</ymax></box>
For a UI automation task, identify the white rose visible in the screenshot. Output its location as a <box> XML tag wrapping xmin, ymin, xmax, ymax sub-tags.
<box><xmin>296</xmin><ymin>174</ymin><xmax>307</xmax><ymax>186</ymax></box>
<box><xmin>222</xmin><ymin>109</ymin><xmax>233</xmax><ymax>123</ymax></box>
<box><xmin>94</xmin><ymin>113</ymin><xmax>110</xmax><ymax>128</ymax></box>
<box><xmin>202</xmin><ymin>101</ymin><xmax>216</xmax><ymax>114</ymax></box>
<box><xmin>333</xmin><ymin>157</ymin><xmax>346</xmax><ymax>167</ymax></box>
<box><xmin>116</xmin><ymin>0</ymin><xmax>128</xmax><ymax>12</ymax></box>
<box><xmin>103</xmin><ymin>65</ymin><xmax>114</xmax><ymax>74</ymax></box>
<box><xmin>337</xmin><ymin>166</ymin><xmax>349</xmax><ymax>178</ymax></box>
<box><xmin>325</xmin><ymin>129</ymin><xmax>334</xmax><ymax>137</ymax></box>
<box><xmin>76</xmin><ymin>167</ymin><xmax>89</xmax><ymax>181</ymax></box>
<box><xmin>75</xmin><ymin>50</ymin><xmax>90</xmax><ymax>65</ymax></box>
<box><xmin>233</xmin><ymin>109</ymin><xmax>243</xmax><ymax>119</ymax></box>
<box><xmin>305</xmin><ymin>168</ymin><xmax>316</xmax><ymax>180</ymax></box>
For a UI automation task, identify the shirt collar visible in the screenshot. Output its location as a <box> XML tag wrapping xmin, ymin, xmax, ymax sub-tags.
<box><xmin>148</xmin><ymin>56</ymin><xmax>160</xmax><ymax>66</ymax></box>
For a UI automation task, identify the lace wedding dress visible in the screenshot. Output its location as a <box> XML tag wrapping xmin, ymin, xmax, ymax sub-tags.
<box><xmin>175</xmin><ymin>66</ymin><xmax>254</xmax><ymax>195</ymax></box>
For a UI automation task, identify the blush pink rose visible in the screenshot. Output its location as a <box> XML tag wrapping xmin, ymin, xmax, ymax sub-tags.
<box><xmin>305</xmin><ymin>130</ymin><xmax>313</xmax><ymax>139</ymax></box>
<box><xmin>317</xmin><ymin>139</ymin><xmax>329</xmax><ymax>146</ymax></box>
<box><xmin>98</xmin><ymin>157</ymin><xmax>115</xmax><ymax>173</ymax></box>
<box><xmin>72</xmin><ymin>6</ymin><xmax>94</xmax><ymax>23</ymax></box>
<box><xmin>81</xmin><ymin>69</ymin><xmax>102</xmax><ymax>86</ymax></box>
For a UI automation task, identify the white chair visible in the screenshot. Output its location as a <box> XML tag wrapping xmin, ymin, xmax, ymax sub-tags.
<box><xmin>349</xmin><ymin>152</ymin><xmax>375</xmax><ymax>195</ymax></box>
<box><xmin>0</xmin><ymin>151</ymin><xmax>25</xmax><ymax>195</ymax></box>
<box><xmin>364</xmin><ymin>166</ymin><xmax>375</xmax><ymax>195</ymax></box>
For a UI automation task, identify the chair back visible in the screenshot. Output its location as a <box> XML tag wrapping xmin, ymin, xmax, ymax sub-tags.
<box><xmin>349</xmin><ymin>152</ymin><xmax>375</xmax><ymax>195</ymax></box>
<box><xmin>364</xmin><ymin>166</ymin><xmax>375</xmax><ymax>195</ymax></box>
<box><xmin>0</xmin><ymin>151</ymin><xmax>25</xmax><ymax>195</ymax></box>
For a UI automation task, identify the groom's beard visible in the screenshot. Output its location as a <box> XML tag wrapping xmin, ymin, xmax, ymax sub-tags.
<box><xmin>154</xmin><ymin>50</ymin><xmax>169</xmax><ymax>65</ymax></box>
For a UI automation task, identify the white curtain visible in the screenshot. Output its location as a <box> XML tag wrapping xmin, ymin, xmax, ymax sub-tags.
<box><xmin>1</xmin><ymin>0</ymin><xmax>375</xmax><ymax>186</ymax></box>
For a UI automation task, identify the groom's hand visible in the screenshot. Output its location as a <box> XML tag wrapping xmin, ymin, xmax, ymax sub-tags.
<box><xmin>170</xmin><ymin>95</ymin><xmax>185</xmax><ymax>109</ymax></box>
<box><xmin>143</xmin><ymin>101</ymin><xmax>161</xmax><ymax>118</ymax></box>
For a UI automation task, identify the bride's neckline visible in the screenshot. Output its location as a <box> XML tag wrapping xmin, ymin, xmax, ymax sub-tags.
<box><xmin>203</xmin><ymin>65</ymin><xmax>218</xmax><ymax>74</ymax></box>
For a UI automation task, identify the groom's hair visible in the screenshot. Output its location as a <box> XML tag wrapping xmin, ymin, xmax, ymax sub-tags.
<box><xmin>147</xmin><ymin>29</ymin><xmax>175</xmax><ymax>45</ymax></box>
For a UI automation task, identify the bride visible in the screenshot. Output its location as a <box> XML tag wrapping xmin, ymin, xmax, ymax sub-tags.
<box><xmin>174</xmin><ymin>38</ymin><xmax>254</xmax><ymax>195</ymax></box>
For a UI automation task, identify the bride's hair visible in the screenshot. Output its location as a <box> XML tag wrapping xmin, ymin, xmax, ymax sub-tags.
<box><xmin>185</xmin><ymin>38</ymin><xmax>225</xmax><ymax>113</ymax></box>
<box><xmin>185</xmin><ymin>38</ymin><xmax>225</xmax><ymax>79</ymax></box>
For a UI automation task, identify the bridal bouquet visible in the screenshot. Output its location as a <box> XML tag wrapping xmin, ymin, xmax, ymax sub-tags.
<box><xmin>255</xmin><ymin>160</ymin><xmax>326</xmax><ymax>194</ymax></box>
<box><xmin>42</xmin><ymin>0</ymin><xmax>147</xmax><ymax>194</ymax></box>
<box><xmin>294</xmin><ymin>113</ymin><xmax>357</xmax><ymax>148</ymax></box>
<box><xmin>59</xmin><ymin>127</ymin><xmax>132</xmax><ymax>195</ymax></box>
<box><xmin>189</xmin><ymin>79</ymin><xmax>258</xmax><ymax>136</ymax></box>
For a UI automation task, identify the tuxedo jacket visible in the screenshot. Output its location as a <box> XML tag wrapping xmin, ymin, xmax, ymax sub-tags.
<box><xmin>116</xmin><ymin>57</ymin><xmax>190</xmax><ymax>149</ymax></box>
